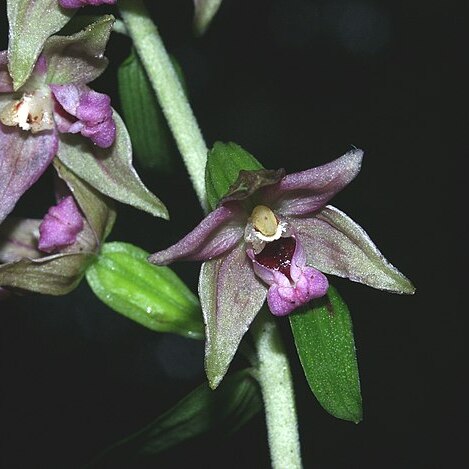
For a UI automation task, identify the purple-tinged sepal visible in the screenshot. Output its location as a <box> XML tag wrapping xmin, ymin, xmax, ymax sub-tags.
<box><xmin>199</xmin><ymin>243</ymin><xmax>267</xmax><ymax>388</ymax></box>
<box><xmin>149</xmin><ymin>205</ymin><xmax>244</xmax><ymax>265</ymax></box>
<box><xmin>293</xmin><ymin>205</ymin><xmax>415</xmax><ymax>294</ymax></box>
<box><xmin>0</xmin><ymin>125</ymin><xmax>58</xmax><ymax>224</ymax></box>
<box><xmin>271</xmin><ymin>148</ymin><xmax>363</xmax><ymax>216</ymax></box>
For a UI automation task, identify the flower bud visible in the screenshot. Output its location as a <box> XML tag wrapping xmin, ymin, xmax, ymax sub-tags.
<box><xmin>86</xmin><ymin>242</ymin><xmax>203</xmax><ymax>339</ymax></box>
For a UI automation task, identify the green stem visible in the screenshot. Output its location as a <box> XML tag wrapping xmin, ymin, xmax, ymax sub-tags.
<box><xmin>251</xmin><ymin>309</ymin><xmax>303</xmax><ymax>469</ymax></box>
<box><xmin>119</xmin><ymin>0</ymin><xmax>208</xmax><ymax>211</ymax></box>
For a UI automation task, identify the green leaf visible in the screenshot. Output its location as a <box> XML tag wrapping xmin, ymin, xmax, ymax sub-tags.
<box><xmin>118</xmin><ymin>49</ymin><xmax>187</xmax><ymax>174</ymax></box>
<box><xmin>86</xmin><ymin>242</ymin><xmax>203</xmax><ymax>339</ymax></box>
<box><xmin>86</xmin><ymin>369</ymin><xmax>261</xmax><ymax>467</ymax></box>
<box><xmin>193</xmin><ymin>0</ymin><xmax>224</xmax><ymax>36</ymax></box>
<box><xmin>7</xmin><ymin>0</ymin><xmax>74</xmax><ymax>90</ymax></box>
<box><xmin>289</xmin><ymin>286</ymin><xmax>363</xmax><ymax>423</ymax></box>
<box><xmin>57</xmin><ymin>111</ymin><xmax>169</xmax><ymax>219</ymax></box>
<box><xmin>205</xmin><ymin>142</ymin><xmax>263</xmax><ymax>211</ymax></box>
<box><xmin>43</xmin><ymin>15</ymin><xmax>114</xmax><ymax>85</ymax></box>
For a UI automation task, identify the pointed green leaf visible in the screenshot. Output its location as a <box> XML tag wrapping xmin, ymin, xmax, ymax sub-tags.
<box><xmin>57</xmin><ymin>111</ymin><xmax>169</xmax><ymax>219</ymax></box>
<box><xmin>118</xmin><ymin>49</ymin><xmax>188</xmax><ymax>173</ymax></box>
<box><xmin>43</xmin><ymin>15</ymin><xmax>114</xmax><ymax>85</ymax></box>
<box><xmin>86</xmin><ymin>369</ymin><xmax>261</xmax><ymax>467</ymax></box>
<box><xmin>193</xmin><ymin>0</ymin><xmax>224</xmax><ymax>36</ymax></box>
<box><xmin>205</xmin><ymin>142</ymin><xmax>263</xmax><ymax>211</ymax></box>
<box><xmin>289</xmin><ymin>286</ymin><xmax>363</xmax><ymax>423</ymax></box>
<box><xmin>86</xmin><ymin>242</ymin><xmax>203</xmax><ymax>339</ymax></box>
<box><xmin>7</xmin><ymin>0</ymin><xmax>74</xmax><ymax>90</ymax></box>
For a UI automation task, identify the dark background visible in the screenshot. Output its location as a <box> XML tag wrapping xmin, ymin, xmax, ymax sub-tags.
<box><xmin>1</xmin><ymin>0</ymin><xmax>465</xmax><ymax>467</ymax></box>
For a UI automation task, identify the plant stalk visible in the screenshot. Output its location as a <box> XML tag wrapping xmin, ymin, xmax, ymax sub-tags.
<box><xmin>119</xmin><ymin>0</ymin><xmax>208</xmax><ymax>211</ymax></box>
<box><xmin>251</xmin><ymin>309</ymin><xmax>303</xmax><ymax>469</ymax></box>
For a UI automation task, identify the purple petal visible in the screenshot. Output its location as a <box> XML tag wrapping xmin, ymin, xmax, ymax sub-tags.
<box><xmin>270</xmin><ymin>148</ymin><xmax>363</xmax><ymax>216</ymax></box>
<box><xmin>199</xmin><ymin>243</ymin><xmax>267</xmax><ymax>388</ymax></box>
<box><xmin>38</xmin><ymin>196</ymin><xmax>84</xmax><ymax>253</ymax></box>
<box><xmin>292</xmin><ymin>205</ymin><xmax>416</xmax><ymax>294</ymax></box>
<box><xmin>59</xmin><ymin>0</ymin><xmax>116</xmax><ymax>8</ymax></box>
<box><xmin>51</xmin><ymin>84</ymin><xmax>116</xmax><ymax>148</ymax></box>
<box><xmin>0</xmin><ymin>124</ymin><xmax>58</xmax><ymax>224</ymax></box>
<box><xmin>0</xmin><ymin>50</ymin><xmax>13</xmax><ymax>92</ymax></box>
<box><xmin>148</xmin><ymin>204</ymin><xmax>245</xmax><ymax>265</ymax></box>
<box><xmin>247</xmin><ymin>235</ymin><xmax>328</xmax><ymax>316</ymax></box>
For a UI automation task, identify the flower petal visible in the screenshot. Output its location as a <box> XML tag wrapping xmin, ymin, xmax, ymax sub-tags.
<box><xmin>38</xmin><ymin>196</ymin><xmax>84</xmax><ymax>253</ymax></box>
<box><xmin>0</xmin><ymin>217</ymin><xmax>41</xmax><ymax>263</ymax></box>
<box><xmin>148</xmin><ymin>204</ymin><xmax>245</xmax><ymax>265</ymax></box>
<box><xmin>272</xmin><ymin>148</ymin><xmax>363</xmax><ymax>216</ymax></box>
<box><xmin>199</xmin><ymin>243</ymin><xmax>267</xmax><ymax>389</ymax></box>
<box><xmin>247</xmin><ymin>235</ymin><xmax>328</xmax><ymax>316</ymax></box>
<box><xmin>51</xmin><ymin>84</ymin><xmax>115</xmax><ymax>148</ymax></box>
<box><xmin>292</xmin><ymin>205</ymin><xmax>415</xmax><ymax>294</ymax></box>
<box><xmin>0</xmin><ymin>124</ymin><xmax>58</xmax><ymax>224</ymax></box>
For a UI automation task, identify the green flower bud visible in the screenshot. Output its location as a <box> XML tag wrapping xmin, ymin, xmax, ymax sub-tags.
<box><xmin>86</xmin><ymin>242</ymin><xmax>203</xmax><ymax>339</ymax></box>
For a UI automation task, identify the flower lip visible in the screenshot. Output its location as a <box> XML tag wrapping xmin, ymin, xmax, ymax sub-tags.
<box><xmin>255</xmin><ymin>236</ymin><xmax>296</xmax><ymax>278</ymax></box>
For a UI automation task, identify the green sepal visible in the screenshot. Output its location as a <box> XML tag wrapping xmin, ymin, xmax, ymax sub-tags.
<box><xmin>57</xmin><ymin>111</ymin><xmax>169</xmax><ymax>219</ymax></box>
<box><xmin>205</xmin><ymin>142</ymin><xmax>263</xmax><ymax>211</ymax></box>
<box><xmin>86</xmin><ymin>369</ymin><xmax>261</xmax><ymax>466</ymax></box>
<box><xmin>7</xmin><ymin>0</ymin><xmax>74</xmax><ymax>90</ymax></box>
<box><xmin>193</xmin><ymin>0</ymin><xmax>224</xmax><ymax>36</ymax></box>
<box><xmin>43</xmin><ymin>15</ymin><xmax>114</xmax><ymax>86</ymax></box>
<box><xmin>85</xmin><ymin>242</ymin><xmax>203</xmax><ymax>339</ymax></box>
<box><xmin>118</xmin><ymin>49</ymin><xmax>187</xmax><ymax>174</ymax></box>
<box><xmin>289</xmin><ymin>286</ymin><xmax>363</xmax><ymax>423</ymax></box>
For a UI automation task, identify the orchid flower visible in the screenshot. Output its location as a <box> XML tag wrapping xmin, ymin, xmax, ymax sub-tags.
<box><xmin>149</xmin><ymin>145</ymin><xmax>415</xmax><ymax>387</ymax></box>
<box><xmin>0</xmin><ymin>16</ymin><xmax>167</xmax><ymax>226</ymax></box>
<box><xmin>0</xmin><ymin>159</ymin><xmax>115</xmax><ymax>296</ymax></box>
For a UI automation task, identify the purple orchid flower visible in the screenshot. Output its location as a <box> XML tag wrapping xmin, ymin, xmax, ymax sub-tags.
<box><xmin>0</xmin><ymin>49</ymin><xmax>115</xmax><ymax>225</ymax></box>
<box><xmin>0</xmin><ymin>159</ymin><xmax>115</xmax><ymax>296</ymax></box>
<box><xmin>149</xmin><ymin>147</ymin><xmax>415</xmax><ymax>387</ymax></box>
<box><xmin>59</xmin><ymin>0</ymin><xmax>116</xmax><ymax>8</ymax></box>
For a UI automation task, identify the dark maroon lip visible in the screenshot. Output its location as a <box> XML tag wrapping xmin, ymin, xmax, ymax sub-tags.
<box><xmin>254</xmin><ymin>237</ymin><xmax>296</xmax><ymax>278</ymax></box>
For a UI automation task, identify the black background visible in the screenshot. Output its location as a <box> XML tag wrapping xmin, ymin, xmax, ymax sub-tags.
<box><xmin>1</xmin><ymin>0</ymin><xmax>465</xmax><ymax>467</ymax></box>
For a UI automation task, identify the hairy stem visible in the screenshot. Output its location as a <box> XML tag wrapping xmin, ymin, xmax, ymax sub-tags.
<box><xmin>119</xmin><ymin>0</ymin><xmax>208</xmax><ymax>211</ymax></box>
<box><xmin>251</xmin><ymin>309</ymin><xmax>303</xmax><ymax>469</ymax></box>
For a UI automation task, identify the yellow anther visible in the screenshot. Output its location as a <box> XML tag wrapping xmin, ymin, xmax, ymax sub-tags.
<box><xmin>250</xmin><ymin>205</ymin><xmax>278</xmax><ymax>237</ymax></box>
